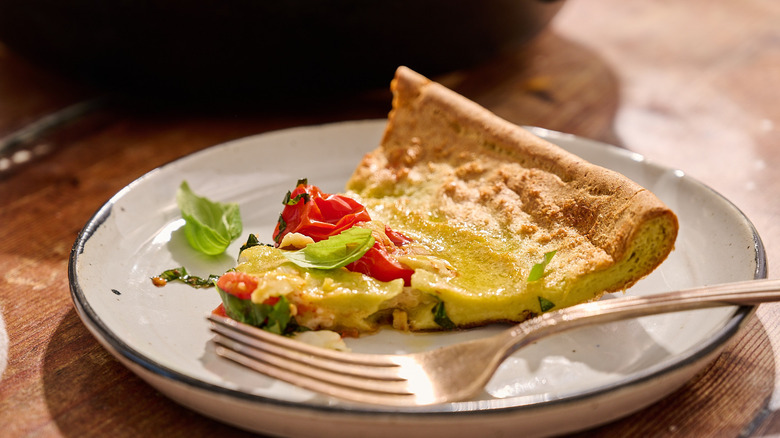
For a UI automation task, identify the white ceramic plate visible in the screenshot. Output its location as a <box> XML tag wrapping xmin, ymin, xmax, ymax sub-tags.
<box><xmin>69</xmin><ymin>120</ymin><xmax>765</xmax><ymax>437</ymax></box>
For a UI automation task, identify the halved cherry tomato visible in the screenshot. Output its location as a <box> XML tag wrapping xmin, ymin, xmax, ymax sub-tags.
<box><xmin>273</xmin><ymin>184</ymin><xmax>371</xmax><ymax>244</ymax></box>
<box><xmin>384</xmin><ymin>225</ymin><xmax>412</xmax><ymax>247</ymax></box>
<box><xmin>216</xmin><ymin>271</ymin><xmax>258</xmax><ymax>300</ymax></box>
<box><xmin>272</xmin><ymin>182</ymin><xmax>414</xmax><ymax>285</ymax></box>
<box><xmin>263</xmin><ymin>296</ymin><xmax>280</xmax><ymax>306</ymax></box>
<box><xmin>211</xmin><ymin>303</ymin><xmax>228</xmax><ymax>316</ymax></box>
<box><xmin>346</xmin><ymin>243</ymin><xmax>415</xmax><ymax>285</ymax></box>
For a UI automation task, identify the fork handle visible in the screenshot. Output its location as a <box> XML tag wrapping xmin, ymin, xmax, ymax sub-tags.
<box><xmin>501</xmin><ymin>278</ymin><xmax>779</xmax><ymax>355</ymax></box>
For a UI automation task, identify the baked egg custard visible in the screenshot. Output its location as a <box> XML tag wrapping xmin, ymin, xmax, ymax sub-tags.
<box><xmin>215</xmin><ymin>67</ymin><xmax>679</xmax><ymax>336</ymax></box>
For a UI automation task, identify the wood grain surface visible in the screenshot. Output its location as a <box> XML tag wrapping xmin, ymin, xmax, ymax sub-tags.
<box><xmin>1</xmin><ymin>0</ymin><xmax>779</xmax><ymax>436</ymax></box>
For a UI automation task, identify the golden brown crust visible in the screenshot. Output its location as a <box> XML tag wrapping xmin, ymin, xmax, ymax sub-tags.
<box><xmin>350</xmin><ymin>66</ymin><xmax>678</xmax><ymax>294</ymax></box>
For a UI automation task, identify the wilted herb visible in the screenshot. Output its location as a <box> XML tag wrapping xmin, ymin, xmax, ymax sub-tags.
<box><xmin>538</xmin><ymin>296</ymin><xmax>556</xmax><ymax>312</ymax></box>
<box><xmin>151</xmin><ymin>266</ymin><xmax>218</xmax><ymax>288</ymax></box>
<box><xmin>432</xmin><ymin>299</ymin><xmax>456</xmax><ymax>329</ymax></box>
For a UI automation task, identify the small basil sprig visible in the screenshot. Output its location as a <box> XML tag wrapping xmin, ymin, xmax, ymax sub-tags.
<box><xmin>527</xmin><ymin>250</ymin><xmax>557</xmax><ymax>282</ymax></box>
<box><xmin>283</xmin><ymin>191</ymin><xmax>310</xmax><ymax>206</ymax></box>
<box><xmin>240</xmin><ymin>233</ymin><xmax>261</xmax><ymax>253</ymax></box>
<box><xmin>151</xmin><ymin>266</ymin><xmax>218</xmax><ymax>288</ymax></box>
<box><xmin>432</xmin><ymin>299</ymin><xmax>456</xmax><ymax>329</ymax></box>
<box><xmin>216</xmin><ymin>286</ymin><xmax>301</xmax><ymax>335</ymax></box>
<box><xmin>538</xmin><ymin>296</ymin><xmax>556</xmax><ymax>312</ymax></box>
<box><xmin>177</xmin><ymin>181</ymin><xmax>243</xmax><ymax>255</ymax></box>
<box><xmin>263</xmin><ymin>296</ymin><xmax>296</xmax><ymax>335</ymax></box>
<box><xmin>238</xmin><ymin>233</ymin><xmax>273</xmax><ymax>258</ymax></box>
<box><xmin>281</xmin><ymin>227</ymin><xmax>375</xmax><ymax>270</ymax></box>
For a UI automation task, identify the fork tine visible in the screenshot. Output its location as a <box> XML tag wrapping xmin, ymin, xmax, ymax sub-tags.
<box><xmin>212</xmin><ymin>334</ymin><xmax>414</xmax><ymax>395</ymax></box>
<box><xmin>208</xmin><ymin>314</ymin><xmax>397</xmax><ymax>367</ymax></box>
<box><xmin>208</xmin><ymin>320</ymin><xmax>427</xmax><ymax>406</ymax></box>
<box><xmin>209</xmin><ymin>323</ymin><xmax>405</xmax><ymax>382</ymax></box>
<box><xmin>213</xmin><ymin>343</ymin><xmax>420</xmax><ymax>406</ymax></box>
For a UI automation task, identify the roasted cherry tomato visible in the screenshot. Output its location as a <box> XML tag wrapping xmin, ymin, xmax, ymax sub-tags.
<box><xmin>211</xmin><ymin>303</ymin><xmax>228</xmax><ymax>317</ymax></box>
<box><xmin>216</xmin><ymin>271</ymin><xmax>258</xmax><ymax>300</ymax></box>
<box><xmin>272</xmin><ymin>182</ymin><xmax>414</xmax><ymax>285</ymax></box>
<box><xmin>347</xmin><ymin>243</ymin><xmax>415</xmax><ymax>285</ymax></box>
<box><xmin>263</xmin><ymin>296</ymin><xmax>280</xmax><ymax>306</ymax></box>
<box><xmin>384</xmin><ymin>225</ymin><xmax>412</xmax><ymax>247</ymax></box>
<box><xmin>273</xmin><ymin>183</ymin><xmax>371</xmax><ymax>244</ymax></box>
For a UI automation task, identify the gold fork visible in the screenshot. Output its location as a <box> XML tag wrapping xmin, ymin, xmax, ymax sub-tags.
<box><xmin>208</xmin><ymin>278</ymin><xmax>779</xmax><ymax>406</ymax></box>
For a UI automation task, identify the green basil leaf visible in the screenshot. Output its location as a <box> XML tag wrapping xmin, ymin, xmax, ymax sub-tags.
<box><xmin>264</xmin><ymin>296</ymin><xmax>294</xmax><ymax>335</ymax></box>
<box><xmin>177</xmin><ymin>181</ymin><xmax>243</xmax><ymax>255</ymax></box>
<box><xmin>281</xmin><ymin>227</ymin><xmax>375</xmax><ymax>270</ymax></box>
<box><xmin>238</xmin><ymin>233</ymin><xmax>273</xmax><ymax>257</ymax></box>
<box><xmin>283</xmin><ymin>191</ymin><xmax>310</xmax><ymax>206</ymax></box>
<box><xmin>527</xmin><ymin>250</ymin><xmax>557</xmax><ymax>282</ymax></box>
<box><xmin>274</xmin><ymin>214</ymin><xmax>287</xmax><ymax>244</ymax></box>
<box><xmin>432</xmin><ymin>299</ymin><xmax>456</xmax><ymax>329</ymax></box>
<box><xmin>216</xmin><ymin>285</ymin><xmax>301</xmax><ymax>335</ymax></box>
<box><xmin>538</xmin><ymin>296</ymin><xmax>556</xmax><ymax>312</ymax></box>
<box><xmin>239</xmin><ymin>233</ymin><xmax>260</xmax><ymax>253</ymax></box>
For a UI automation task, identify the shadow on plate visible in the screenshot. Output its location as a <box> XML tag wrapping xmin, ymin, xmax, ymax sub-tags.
<box><xmin>41</xmin><ymin>308</ymin><xmax>255</xmax><ymax>438</ymax></box>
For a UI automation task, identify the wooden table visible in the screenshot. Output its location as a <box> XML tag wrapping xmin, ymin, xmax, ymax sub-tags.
<box><xmin>2</xmin><ymin>0</ymin><xmax>779</xmax><ymax>436</ymax></box>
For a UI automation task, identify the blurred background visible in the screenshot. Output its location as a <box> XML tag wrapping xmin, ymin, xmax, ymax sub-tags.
<box><xmin>0</xmin><ymin>0</ymin><xmax>564</xmax><ymax>101</ymax></box>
